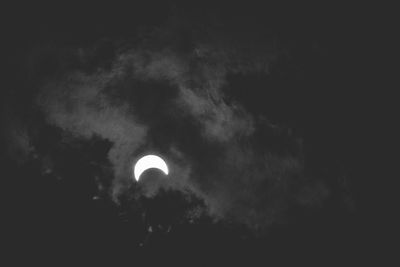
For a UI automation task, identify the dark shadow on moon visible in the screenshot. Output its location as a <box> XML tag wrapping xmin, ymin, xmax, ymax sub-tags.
<box><xmin>136</xmin><ymin>169</ymin><xmax>171</xmax><ymax>196</ymax></box>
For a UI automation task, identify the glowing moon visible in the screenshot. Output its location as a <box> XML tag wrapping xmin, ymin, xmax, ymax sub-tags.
<box><xmin>133</xmin><ymin>155</ymin><xmax>169</xmax><ymax>181</ymax></box>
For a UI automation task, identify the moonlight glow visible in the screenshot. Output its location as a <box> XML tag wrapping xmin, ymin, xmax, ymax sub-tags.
<box><xmin>133</xmin><ymin>155</ymin><xmax>169</xmax><ymax>181</ymax></box>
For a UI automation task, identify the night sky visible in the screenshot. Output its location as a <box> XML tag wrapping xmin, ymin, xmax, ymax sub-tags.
<box><xmin>2</xmin><ymin>2</ymin><xmax>386</xmax><ymax>265</ymax></box>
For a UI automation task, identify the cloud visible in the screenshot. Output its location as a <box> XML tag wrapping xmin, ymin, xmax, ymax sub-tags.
<box><xmin>33</xmin><ymin>22</ymin><xmax>332</xmax><ymax>232</ymax></box>
<box><xmin>1</xmin><ymin>117</ymin><xmax>34</xmax><ymax>164</ymax></box>
<box><xmin>177</xmin><ymin>88</ymin><xmax>255</xmax><ymax>142</ymax></box>
<box><xmin>37</xmin><ymin>71</ymin><xmax>148</xmax><ymax>199</ymax></box>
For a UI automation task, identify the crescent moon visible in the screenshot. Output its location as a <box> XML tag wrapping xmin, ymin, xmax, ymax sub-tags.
<box><xmin>133</xmin><ymin>154</ymin><xmax>169</xmax><ymax>181</ymax></box>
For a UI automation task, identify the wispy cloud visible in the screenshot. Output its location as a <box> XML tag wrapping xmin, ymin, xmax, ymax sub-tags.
<box><xmin>31</xmin><ymin>20</ymin><xmax>333</xmax><ymax>232</ymax></box>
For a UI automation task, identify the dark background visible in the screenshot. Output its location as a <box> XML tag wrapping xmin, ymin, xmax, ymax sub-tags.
<box><xmin>2</xmin><ymin>1</ymin><xmax>390</xmax><ymax>265</ymax></box>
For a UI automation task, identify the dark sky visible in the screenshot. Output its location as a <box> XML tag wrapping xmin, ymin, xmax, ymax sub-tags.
<box><xmin>1</xmin><ymin>2</ymin><xmax>387</xmax><ymax>265</ymax></box>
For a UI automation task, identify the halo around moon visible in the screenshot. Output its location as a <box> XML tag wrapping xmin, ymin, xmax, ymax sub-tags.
<box><xmin>133</xmin><ymin>154</ymin><xmax>169</xmax><ymax>181</ymax></box>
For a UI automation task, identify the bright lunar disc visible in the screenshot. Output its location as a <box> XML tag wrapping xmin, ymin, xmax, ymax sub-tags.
<box><xmin>133</xmin><ymin>155</ymin><xmax>169</xmax><ymax>181</ymax></box>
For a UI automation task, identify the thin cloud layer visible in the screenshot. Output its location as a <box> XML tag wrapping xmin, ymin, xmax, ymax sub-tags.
<box><xmin>32</xmin><ymin>23</ymin><xmax>332</xmax><ymax>231</ymax></box>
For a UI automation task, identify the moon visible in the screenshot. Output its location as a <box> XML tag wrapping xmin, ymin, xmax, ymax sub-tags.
<box><xmin>133</xmin><ymin>154</ymin><xmax>169</xmax><ymax>181</ymax></box>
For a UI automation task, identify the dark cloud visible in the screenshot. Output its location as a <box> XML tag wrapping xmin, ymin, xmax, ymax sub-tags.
<box><xmin>1</xmin><ymin>114</ymin><xmax>34</xmax><ymax>164</ymax></box>
<box><xmin>5</xmin><ymin>16</ymin><xmax>344</xmax><ymax>234</ymax></box>
<box><xmin>37</xmin><ymin>71</ymin><xmax>148</xmax><ymax>200</ymax></box>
